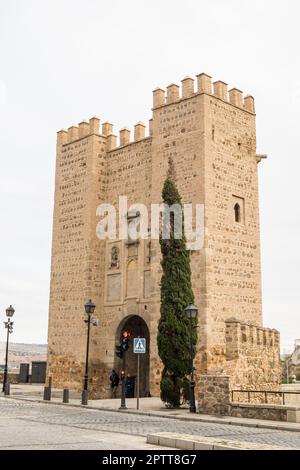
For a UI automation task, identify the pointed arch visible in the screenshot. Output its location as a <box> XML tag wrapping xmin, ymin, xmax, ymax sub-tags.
<box><xmin>114</xmin><ymin>315</ymin><xmax>150</xmax><ymax>397</ymax></box>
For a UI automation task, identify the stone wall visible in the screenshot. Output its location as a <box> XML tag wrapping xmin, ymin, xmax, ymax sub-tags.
<box><xmin>198</xmin><ymin>376</ymin><xmax>300</xmax><ymax>422</ymax></box>
<box><xmin>47</xmin><ymin>120</ymin><xmax>107</xmax><ymax>391</ymax></box>
<box><xmin>198</xmin><ymin>320</ymin><xmax>282</xmax><ymax>415</ymax></box>
<box><xmin>231</xmin><ymin>390</ymin><xmax>282</xmax><ymax>405</ymax></box>
<box><xmin>231</xmin><ymin>403</ymin><xmax>300</xmax><ymax>423</ymax></box>
<box><xmin>198</xmin><ymin>375</ymin><xmax>231</xmax><ymax>415</ymax></box>
<box><xmin>199</xmin><ymin>320</ymin><xmax>281</xmax><ymax>412</ymax></box>
<box><xmin>203</xmin><ymin>88</ymin><xmax>262</xmax><ymax>372</ymax></box>
<box><xmin>224</xmin><ymin>319</ymin><xmax>281</xmax><ymax>390</ymax></box>
<box><xmin>0</xmin><ymin>372</ymin><xmax>19</xmax><ymax>384</ymax></box>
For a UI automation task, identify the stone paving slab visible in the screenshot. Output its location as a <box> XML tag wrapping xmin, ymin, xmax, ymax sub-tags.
<box><xmin>1</xmin><ymin>398</ymin><xmax>300</xmax><ymax>449</ymax></box>
<box><xmin>147</xmin><ymin>432</ymin><xmax>291</xmax><ymax>451</ymax></box>
<box><xmin>3</xmin><ymin>392</ymin><xmax>300</xmax><ymax>434</ymax></box>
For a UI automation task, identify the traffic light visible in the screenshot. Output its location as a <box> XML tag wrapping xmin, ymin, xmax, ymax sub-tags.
<box><xmin>122</xmin><ymin>336</ymin><xmax>130</xmax><ymax>352</ymax></box>
<box><xmin>116</xmin><ymin>343</ymin><xmax>123</xmax><ymax>358</ymax></box>
<box><xmin>116</xmin><ymin>331</ymin><xmax>131</xmax><ymax>358</ymax></box>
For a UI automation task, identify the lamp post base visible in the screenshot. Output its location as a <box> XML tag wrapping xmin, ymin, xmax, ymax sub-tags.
<box><xmin>4</xmin><ymin>382</ymin><xmax>10</xmax><ymax>396</ymax></box>
<box><xmin>81</xmin><ymin>389</ymin><xmax>88</xmax><ymax>405</ymax></box>
<box><xmin>2</xmin><ymin>369</ymin><xmax>7</xmax><ymax>393</ymax></box>
<box><xmin>119</xmin><ymin>388</ymin><xmax>127</xmax><ymax>410</ymax></box>
<box><xmin>119</xmin><ymin>359</ymin><xmax>127</xmax><ymax>410</ymax></box>
<box><xmin>189</xmin><ymin>381</ymin><xmax>196</xmax><ymax>413</ymax></box>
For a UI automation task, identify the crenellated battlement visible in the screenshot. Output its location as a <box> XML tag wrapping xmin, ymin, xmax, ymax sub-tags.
<box><xmin>225</xmin><ymin>319</ymin><xmax>280</xmax><ymax>361</ymax></box>
<box><xmin>57</xmin><ymin>71</ymin><xmax>255</xmax><ymax>149</ymax></box>
<box><xmin>102</xmin><ymin>122</ymin><xmax>113</xmax><ymax>136</ymax></box>
<box><xmin>57</xmin><ymin>116</ymin><xmax>101</xmax><ymax>146</ymax></box>
<box><xmin>152</xmin><ymin>72</ymin><xmax>255</xmax><ymax>113</ymax></box>
<box><xmin>58</xmin><ymin>116</ymin><xmax>152</xmax><ymax>149</ymax></box>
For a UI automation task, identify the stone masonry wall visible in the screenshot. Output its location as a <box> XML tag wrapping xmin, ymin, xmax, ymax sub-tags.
<box><xmin>96</xmin><ymin>136</ymin><xmax>154</xmax><ymax>396</ymax></box>
<box><xmin>198</xmin><ymin>377</ymin><xmax>297</xmax><ymax>421</ymax></box>
<box><xmin>230</xmin><ymin>404</ymin><xmax>289</xmax><ymax>422</ymax></box>
<box><xmin>203</xmin><ymin>91</ymin><xmax>262</xmax><ymax>373</ymax></box>
<box><xmin>225</xmin><ymin>319</ymin><xmax>281</xmax><ymax>390</ymax></box>
<box><xmin>198</xmin><ymin>320</ymin><xmax>281</xmax><ymax>416</ymax></box>
<box><xmin>47</xmin><ymin>119</ymin><xmax>108</xmax><ymax>393</ymax></box>
<box><xmin>198</xmin><ymin>375</ymin><xmax>231</xmax><ymax>415</ymax></box>
<box><xmin>150</xmin><ymin>89</ymin><xmax>207</xmax><ymax>389</ymax></box>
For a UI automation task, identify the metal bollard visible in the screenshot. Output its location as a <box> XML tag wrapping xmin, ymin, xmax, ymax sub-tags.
<box><xmin>43</xmin><ymin>375</ymin><xmax>52</xmax><ymax>401</ymax></box>
<box><xmin>63</xmin><ymin>388</ymin><xmax>69</xmax><ymax>404</ymax></box>
<box><xmin>43</xmin><ymin>386</ymin><xmax>51</xmax><ymax>401</ymax></box>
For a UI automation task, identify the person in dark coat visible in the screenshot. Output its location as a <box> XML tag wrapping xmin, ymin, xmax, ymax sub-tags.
<box><xmin>125</xmin><ymin>373</ymin><xmax>134</xmax><ymax>398</ymax></box>
<box><xmin>109</xmin><ymin>369</ymin><xmax>119</xmax><ymax>398</ymax></box>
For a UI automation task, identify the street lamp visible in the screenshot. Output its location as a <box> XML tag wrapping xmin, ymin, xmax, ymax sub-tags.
<box><xmin>2</xmin><ymin>305</ymin><xmax>15</xmax><ymax>393</ymax></box>
<box><xmin>81</xmin><ymin>299</ymin><xmax>96</xmax><ymax>405</ymax></box>
<box><xmin>184</xmin><ymin>303</ymin><xmax>198</xmax><ymax>413</ymax></box>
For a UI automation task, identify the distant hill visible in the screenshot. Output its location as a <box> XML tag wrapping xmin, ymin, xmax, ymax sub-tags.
<box><xmin>0</xmin><ymin>341</ymin><xmax>47</xmax><ymax>370</ymax></box>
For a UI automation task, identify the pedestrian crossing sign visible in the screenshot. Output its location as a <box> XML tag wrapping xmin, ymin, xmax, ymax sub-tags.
<box><xmin>133</xmin><ymin>337</ymin><xmax>146</xmax><ymax>354</ymax></box>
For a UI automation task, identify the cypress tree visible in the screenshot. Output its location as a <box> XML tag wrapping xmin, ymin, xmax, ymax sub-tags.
<box><xmin>157</xmin><ymin>177</ymin><xmax>197</xmax><ymax>408</ymax></box>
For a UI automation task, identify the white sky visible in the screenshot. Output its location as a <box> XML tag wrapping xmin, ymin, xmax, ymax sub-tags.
<box><xmin>0</xmin><ymin>0</ymin><xmax>299</xmax><ymax>351</ymax></box>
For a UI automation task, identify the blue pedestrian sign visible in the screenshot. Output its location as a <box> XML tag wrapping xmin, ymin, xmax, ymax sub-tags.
<box><xmin>133</xmin><ymin>338</ymin><xmax>146</xmax><ymax>354</ymax></box>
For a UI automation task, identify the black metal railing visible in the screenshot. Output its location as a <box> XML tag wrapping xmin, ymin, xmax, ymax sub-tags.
<box><xmin>231</xmin><ymin>390</ymin><xmax>300</xmax><ymax>406</ymax></box>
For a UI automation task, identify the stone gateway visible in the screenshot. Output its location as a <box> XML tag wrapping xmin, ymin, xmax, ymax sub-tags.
<box><xmin>46</xmin><ymin>72</ymin><xmax>281</xmax><ymax>400</ymax></box>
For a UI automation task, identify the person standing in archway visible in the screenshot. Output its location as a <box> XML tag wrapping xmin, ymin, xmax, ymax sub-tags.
<box><xmin>109</xmin><ymin>369</ymin><xmax>120</xmax><ymax>398</ymax></box>
<box><xmin>125</xmin><ymin>373</ymin><xmax>135</xmax><ymax>398</ymax></box>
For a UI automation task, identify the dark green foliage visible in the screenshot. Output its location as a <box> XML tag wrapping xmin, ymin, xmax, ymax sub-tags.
<box><xmin>160</xmin><ymin>372</ymin><xmax>191</xmax><ymax>408</ymax></box>
<box><xmin>160</xmin><ymin>373</ymin><xmax>182</xmax><ymax>408</ymax></box>
<box><xmin>182</xmin><ymin>376</ymin><xmax>191</xmax><ymax>402</ymax></box>
<box><xmin>157</xmin><ymin>178</ymin><xmax>197</xmax><ymax>408</ymax></box>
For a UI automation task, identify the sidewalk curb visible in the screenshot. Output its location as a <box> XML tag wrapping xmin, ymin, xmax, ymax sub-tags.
<box><xmin>2</xmin><ymin>395</ymin><xmax>300</xmax><ymax>433</ymax></box>
<box><xmin>146</xmin><ymin>433</ymin><xmax>291</xmax><ymax>451</ymax></box>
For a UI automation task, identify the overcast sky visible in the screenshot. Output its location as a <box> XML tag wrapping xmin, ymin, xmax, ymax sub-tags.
<box><xmin>0</xmin><ymin>0</ymin><xmax>299</xmax><ymax>351</ymax></box>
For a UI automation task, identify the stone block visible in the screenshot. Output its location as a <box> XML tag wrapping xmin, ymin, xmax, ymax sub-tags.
<box><xmin>175</xmin><ymin>438</ymin><xmax>194</xmax><ymax>450</ymax></box>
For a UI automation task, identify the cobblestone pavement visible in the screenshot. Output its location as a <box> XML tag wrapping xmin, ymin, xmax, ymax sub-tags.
<box><xmin>0</xmin><ymin>398</ymin><xmax>299</xmax><ymax>449</ymax></box>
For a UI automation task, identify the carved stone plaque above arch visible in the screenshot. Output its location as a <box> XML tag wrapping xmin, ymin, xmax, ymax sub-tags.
<box><xmin>126</xmin><ymin>259</ymin><xmax>138</xmax><ymax>298</ymax></box>
<box><xmin>110</xmin><ymin>245</ymin><xmax>120</xmax><ymax>269</ymax></box>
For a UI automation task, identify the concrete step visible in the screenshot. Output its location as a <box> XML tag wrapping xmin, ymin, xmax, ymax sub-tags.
<box><xmin>147</xmin><ymin>432</ymin><xmax>291</xmax><ymax>450</ymax></box>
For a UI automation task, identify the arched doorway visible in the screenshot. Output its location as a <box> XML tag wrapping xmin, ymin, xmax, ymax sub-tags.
<box><xmin>115</xmin><ymin>315</ymin><xmax>150</xmax><ymax>397</ymax></box>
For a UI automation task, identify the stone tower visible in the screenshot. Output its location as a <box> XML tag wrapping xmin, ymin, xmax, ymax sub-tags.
<box><xmin>47</xmin><ymin>72</ymin><xmax>281</xmax><ymax>398</ymax></box>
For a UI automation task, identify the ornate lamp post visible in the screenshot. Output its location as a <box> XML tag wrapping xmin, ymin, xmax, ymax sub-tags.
<box><xmin>2</xmin><ymin>305</ymin><xmax>15</xmax><ymax>393</ymax></box>
<box><xmin>184</xmin><ymin>304</ymin><xmax>198</xmax><ymax>413</ymax></box>
<box><xmin>81</xmin><ymin>299</ymin><xmax>96</xmax><ymax>405</ymax></box>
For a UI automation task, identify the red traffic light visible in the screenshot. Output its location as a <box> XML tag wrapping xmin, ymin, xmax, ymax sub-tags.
<box><xmin>122</xmin><ymin>330</ymin><xmax>131</xmax><ymax>338</ymax></box>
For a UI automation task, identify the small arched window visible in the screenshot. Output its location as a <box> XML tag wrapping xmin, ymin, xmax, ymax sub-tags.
<box><xmin>234</xmin><ymin>203</ymin><xmax>241</xmax><ymax>223</ymax></box>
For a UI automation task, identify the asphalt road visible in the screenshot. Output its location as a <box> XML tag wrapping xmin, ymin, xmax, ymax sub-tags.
<box><xmin>0</xmin><ymin>398</ymin><xmax>299</xmax><ymax>450</ymax></box>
